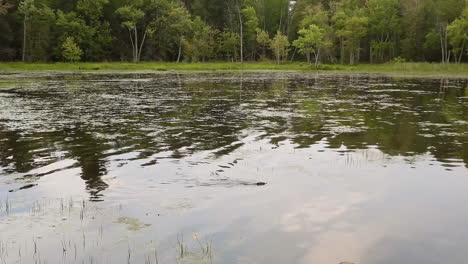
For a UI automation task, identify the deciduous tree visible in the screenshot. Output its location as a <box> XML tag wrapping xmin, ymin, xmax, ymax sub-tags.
<box><xmin>19</xmin><ymin>0</ymin><xmax>55</xmax><ymax>62</ymax></box>
<box><xmin>0</xmin><ymin>0</ymin><xmax>12</xmax><ymax>15</ymax></box>
<box><xmin>183</xmin><ymin>17</ymin><xmax>218</xmax><ymax>62</ymax></box>
<box><xmin>366</xmin><ymin>0</ymin><xmax>400</xmax><ymax>62</ymax></box>
<box><xmin>447</xmin><ymin>7</ymin><xmax>468</xmax><ymax>63</ymax></box>
<box><xmin>116</xmin><ymin>2</ymin><xmax>153</xmax><ymax>62</ymax></box>
<box><xmin>256</xmin><ymin>29</ymin><xmax>270</xmax><ymax>58</ymax></box>
<box><xmin>242</xmin><ymin>6</ymin><xmax>259</xmax><ymax>60</ymax></box>
<box><xmin>332</xmin><ymin>1</ymin><xmax>368</xmax><ymax>64</ymax></box>
<box><xmin>62</xmin><ymin>37</ymin><xmax>83</xmax><ymax>62</ymax></box>
<box><xmin>293</xmin><ymin>24</ymin><xmax>326</xmax><ymax>66</ymax></box>
<box><xmin>220</xmin><ymin>31</ymin><xmax>240</xmax><ymax>61</ymax></box>
<box><xmin>270</xmin><ymin>30</ymin><xmax>289</xmax><ymax>64</ymax></box>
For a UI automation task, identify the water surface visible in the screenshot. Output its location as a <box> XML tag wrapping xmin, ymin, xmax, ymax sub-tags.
<box><xmin>0</xmin><ymin>72</ymin><xmax>467</xmax><ymax>264</ymax></box>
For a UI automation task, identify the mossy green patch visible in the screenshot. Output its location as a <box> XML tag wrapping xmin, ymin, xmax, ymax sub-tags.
<box><xmin>115</xmin><ymin>217</ymin><xmax>151</xmax><ymax>231</ymax></box>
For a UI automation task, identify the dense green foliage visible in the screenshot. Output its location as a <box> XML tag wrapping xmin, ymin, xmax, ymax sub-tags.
<box><xmin>61</xmin><ymin>36</ymin><xmax>82</xmax><ymax>61</ymax></box>
<box><xmin>0</xmin><ymin>0</ymin><xmax>467</xmax><ymax>64</ymax></box>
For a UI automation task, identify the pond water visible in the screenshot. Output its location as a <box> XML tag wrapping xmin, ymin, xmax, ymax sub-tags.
<box><xmin>0</xmin><ymin>72</ymin><xmax>467</xmax><ymax>264</ymax></box>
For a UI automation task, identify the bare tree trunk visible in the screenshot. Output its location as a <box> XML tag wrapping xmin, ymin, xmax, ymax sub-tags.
<box><xmin>315</xmin><ymin>47</ymin><xmax>320</xmax><ymax>68</ymax></box>
<box><xmin>22</xmin><ymin>16</ymin><xmax>27</xmax><ymax>62</ymax></box>
<box><xmin>137</xmin><ymin>29</ymin><xmax>148</xmax><ymax>62</ymax></box>
<box><xmin>279</xmin><ymin>4</ymin><xmax>283</xmax><ymax>33</ymax></box>
<box><xmin>128</xmin><ymin>29</ymin><xmax>136</xmax><ymax>62</ymax></box>
<box><xmin>262</xmin><ymin>0</ymin><xmax>266</xmax><ymax>31</ymax></box>
<box><xmin>289</xmin><ymin>46</ymin><xmax>297</xmax><ymax>62</ymax></box>
<box><xmin>357</xmin><ymin>46</ymin><xmax>361</xmax><ymax>64</ymax></box>
<box><xmin>285</xmin><ymin>0</ymin><xmax>295</xmax><ymax>38</ymax></box>
<box><xmin>444</xmin><ymin>26</ymin><xmax>449</xmax><ymax>63</ymax></box>
<box><xmin>440</xmin><ymin>30</ymin><xmax>445</xmax><ymax>63</ymax></box>
<box><xmin>340</xmin><ymin>38</ymin><xmax>344</xmax><ymax>64</ymax></box>
<box><xmin>177</xmin><ymin>38</ymin><xmax>182</xmax><ymax>63</ymax></box>
<box><xmin>238</xmin><ymin>5</ymin><xmax>243</xmax><ymax>64</ymax></box>
<box><xmin>134</xmin><ymin>27</ymin><xmax>138</xmax><ymax>62</ymax></box>
<box><xmin>458</xmin><ymin>39</ymin><xmax>465</xmax><ymax>63</ymax></box>
<box><xmin>276</xmin><ymin>48</ymin><xmax>280</xmax><ymax>65</ymax></box>
<box><xmin>439</xmin><ymin>23</ymin><xmax>449</xmax><ymax>64</ymax></box>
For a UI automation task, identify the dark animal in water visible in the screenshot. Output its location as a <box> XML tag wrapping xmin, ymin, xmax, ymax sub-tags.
<box><xmin>9</xmin><ymin>183</ymin><xmax>37</xmax><ymax>192</ymax></box>
<box><xmin>239</xmin><ymin>182</ymin><xmax>267</xmax><ymax>186</ymax></box>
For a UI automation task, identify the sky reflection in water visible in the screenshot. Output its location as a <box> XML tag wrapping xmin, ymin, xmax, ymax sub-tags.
<box><xmin>0</xmin><ymin>72</ymin><xmax>467</xmax><ymax>264</ymax></box>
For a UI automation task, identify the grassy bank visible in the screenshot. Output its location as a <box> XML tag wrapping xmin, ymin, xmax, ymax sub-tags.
<box><xmin>0</xmin><ymin>62</ymin><xmax>467</xmax><ymax>75</ymax></box>
<box><xmin>0</xmin><ymin>62</ymin><xmax>310</xmax><ymax>71</ymax></box>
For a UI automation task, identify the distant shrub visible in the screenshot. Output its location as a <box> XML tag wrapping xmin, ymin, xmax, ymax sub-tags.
<box><xmin>391</xmin><ymin>56</ymin><xmax>407</xmax><ymax>64</ymax></box>
<box><xmin>62</xmin><ymin>37</ymin><xmax>83</xmax><ymax>62</ymax></box>
<box><xmin>318</xmin><ymin>65</ymin><xmax>344</xmax><ymax>71</ymax></box>
<box><xmin>319</xmin><ymin>65</ymin><xmax>334</xmax><ymax>70</ymax></box>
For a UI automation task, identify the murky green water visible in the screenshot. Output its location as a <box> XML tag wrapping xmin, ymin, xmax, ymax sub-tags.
<box><xmin>0</xmin><ymin>72</ymin><xmax>467</xmax><ymax>264</ymax></box>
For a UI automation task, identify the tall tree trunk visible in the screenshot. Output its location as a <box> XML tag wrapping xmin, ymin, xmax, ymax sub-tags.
<box><xmin>458</xmin><ymin>39</ymin><xmax>465</xmax><ymax>63</ymax></box>
<box><xmin>279</xmin><ymin>3</ymin><xmax>283</xmax><ymax>33</ymax></box>
<box><xmin>440</xmin><ymin>32</ymin><xmax>445</xmax><ymax>63</ymax></box>
<box><xmin>285</xmin><ymin>0</ymin><xmax>295</xmax><ymax>38</ymax></box>
<box><xmin>289</xmin><ymin>46</ymin><xmax>297</xmax><ymax>62</ymax></box>
<box><xmin>439</xmin><ymin>23</ymin><xmax>449</xmax><ymax>64</ymax></box>
<box><xmin>137</xmin><ymin>29</ymin><xmax>148</xmax><ymax>62</ymax></box>
<box><xmin>177</xmin><ymin>38</ymin><xmax>182</xmax><ymax>63</ymax></box>
<box><xmin>315</xmin><ymin>47</ymin><xmax>320</xmax><ymax>68</ymax></box>
<box><xmin>357</xmin><ymin>46</ymin><xmax>361</xmax><ymax>64</ymax></box>
<box><xmin>445</xmin><ymin>26</ymin><xmax>449</xmax><ymax>63</ymax></box>
<box><xmin>134</xmin><ymin>27</ymin><xmax>138</xmax><ymax>62</ymax></box>
<box><xmin>22</xmin><ymin>16</ymin><xmax>27</xmax><ymax>62</ymax></box>
<box><xmin>128</xmin><ymin>29</ymin><xmax>135</xmax><ymax>63</ymax></box>
<box><xmin>276</xmin><ymin>48</ymin><xmax>280</xmax><ymax>65</ymax></box>
<box><xmin>238</xmin><ymin>5</ymin><xmax>243</xmax><ymax>64</ymax></box>
<box><xmin>340</xmin><ymin>38</ymin><xmax>344</xmax><ymax>64</ymax></box>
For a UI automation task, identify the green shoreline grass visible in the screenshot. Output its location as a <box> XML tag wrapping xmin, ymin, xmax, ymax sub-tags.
<box><xmin>0</xmin><ymin>62</ymin><xmax>467</xmax><ymax>76</ymax></box>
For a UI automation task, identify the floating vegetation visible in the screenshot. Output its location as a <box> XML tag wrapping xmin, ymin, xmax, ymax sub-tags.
<box><xmin>1</xmin><ymin>197</ymin><xmax>11</xmax><ymax>215</ymax></box>
<box><xmin>0</xmin><ymin>240</ymin><xmax>7</xmax><ymax>264</ymax></box>
<box><xmin>115</xmin><ymin>217</ymin><xmax>151</xmax><ymax>231</ymax></box>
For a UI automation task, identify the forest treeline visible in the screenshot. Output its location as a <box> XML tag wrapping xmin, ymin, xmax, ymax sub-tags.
<box><xmin>0</xmin><ymin>0</ymin><xmax>467</xmax><ymax>65</ymax></box>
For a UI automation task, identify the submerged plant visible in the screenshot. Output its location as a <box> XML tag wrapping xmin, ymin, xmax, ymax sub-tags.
<box><xmin>176</xmin><ymin>233</ymin><xmax>213</xmax><ymax>263</ymax></box>
<box><xmin>0</xmin><ymin>240</ymin><xmax>7</xmax><ymax>264</ymax></box>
